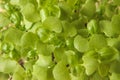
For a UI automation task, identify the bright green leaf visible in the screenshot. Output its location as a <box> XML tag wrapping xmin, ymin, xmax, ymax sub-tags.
<box><xmin>22</xmin><ymin>3</ymin><xmax>40</xmax><ymax>22</ymax></box>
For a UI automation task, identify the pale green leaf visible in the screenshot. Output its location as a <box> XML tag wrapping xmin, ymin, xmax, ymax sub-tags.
<box><xmin>98</xmin><ymin>47</ymin><xmax>119</xmax><ymax>63</ymax></box>
<box><xmin>35</xmin><ymin>54</ymin><xmax>52</xmax><ymax>67</ymax></box>
<box><xmin>10</xmin><ymin>0</ymin><xmax>19</xmax><ymax>5</ymax></box>
<box><xmin>36</xmin><ymin>41</ymin><xmax>55</xmax><ymax>55</ymax></box>
<box><xmin>81</xmin><ymin>0</ymin><xmax>96</xmax><ymax>18</ymax></box>
<box><xmin>58</xmin><ymin>1</ymin><xmax>72</xmax><ymax>19</ymax></box>
<box><xmin>82</xmin><ymin>50</ymin><xmax>98</xmax><ymax>75</ymax></box>
<box><xmin>32</xmin><ymin>65</ymin><xmax>47</xmax><ymax>80</ymax></box>
<box><xmin>43</xmin><ymin>16</ymin><xmax>62</xmax><ymax>33</ymax></box>
<box><xmin>107</xmin><ymin>38</ymin><xmax>120</xmax><ymax>51</ymax></box>
<box><xmin>22</xmin><ymin>3</ymin><xmax>40</xmax><ymax>22</ymax></box>
<box><xmin>0</xmin><ymin>13</ymin><xmax>10</xmax><ymax>28</ymax></box>
<box><xmin>65</xmin><ymin>50</ymin><xmax>77</xmax><ymax>66</ymax></box>
<box><xmin>78</xmin><ymin>29</ymin><xmax>89</xmax><ymax>38</ymax></box>
<box><xmin>37</xmin><ymin>28</ymin><xmax>54</xmax><ymax>43</ymax></box>
<box><xmin>109</xmin><ymin>73</ymin><xmax>120</xmax><ymax>80</ymax></box>
<box><xmin>53</xmin><ymin>61</ymin><xmax>71</xmax><ymax>80</ymax></box>
<box><xmin>0</xmin><ymin>58</ymin><xmax>17</xmax><ymax>73</ymax></box>
<box><xmin>105</xmin><ymin>4</ymin><xmax>114</xmax><ymax>18</ymax></box>
<box><xmin>62</xmin><ymin>21</ymin><xmax>77</xmax><ymax>37</ymax></box>
<box><xmin>48</xmin><ymin>5</ymin><xmax>61</xmax><ymax>18</ymax></box>
<box><xmin>110</xmin><ymin>61</ymin><xmax>120</xmax><ymax>74</ymax></box>
<box><xmin>100</xmin><ymin>20</ymin><xmax>115</xmax><ymax>37</ymax></box>
<box><xmin>4</xmin><ymin>28</ymin><xmax>23</xmax><ymax>45</ymax></box>
<box><xmin>111</xmin><ymin>14</ymin><xmax>120</xmax><ymax>34</ymax></box>
<box><xmin>12</xmin><ymin>65</ymin><xmax>26</xmax><ymax>80</ymax></box>
<box><xmin>90</xmin><ymin>72</ymin><xmax>109</xmax><ymax>80</ymax></box>
<box><xmin>113</xmin><ymin>0</ymin><xmax>120</xmax><ymax>5</ymax></box>
<box><xmin>53</xmin><ymin>48</ymin><xmax>65</xmax><ymax>62</ymax></box>
<box><xmin>98</xmin><ymin>63</ymin><xmax>110</xmax><ymax>77</ymax></box>
<box><xmin>87</xmin><ymin>19</ymin><xmax>99</xmax><ymax>34</ymax></box>
<box><xmin>20</xmin><ymin>32</ymin><xmax>39</xmax><ymax>48</ymax></box>
<box><xmin>74</xmin><ymin>35</ymin><xmax>89</xmax><ymax>52</ymax></box>
<box><xmin>40</xmin><ymin>8</ymin><xmax>49</xmax><ymax>22</ymax></box>
<box><xmin>89</xmin><ymin>34</ymin><xmax>107</xmax><ymax>49</ymax></box>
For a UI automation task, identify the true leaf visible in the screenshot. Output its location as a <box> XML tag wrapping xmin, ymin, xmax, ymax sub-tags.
<box><xmin>82</xmin><ymin>50</ymin><xmax>98</xmax><ymax>75</ymax></box>
<box><xmin>53</xmin><ymin>61</ymin><xmax>71</xmax><ymax>80</ymax></box>
<box><xmin>43</xmin><ymin>16</ymin><xmax>62</xmax><ymax>33</ymax></box>
<box><xmin>74</xmin><ymin>35</ymin><xmax>89</xmax><ymax>52</ymax></box>
<box><xmin>89</xmin><ymin>34</ymin><xmax>107</xmax><ymax>49</ymax></box>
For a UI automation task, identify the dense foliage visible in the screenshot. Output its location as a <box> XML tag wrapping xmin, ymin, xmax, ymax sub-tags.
<box><xmin>0</xmin><ymin>0</ymin><xmax>120</xmax><ymax>80</ymax></box>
